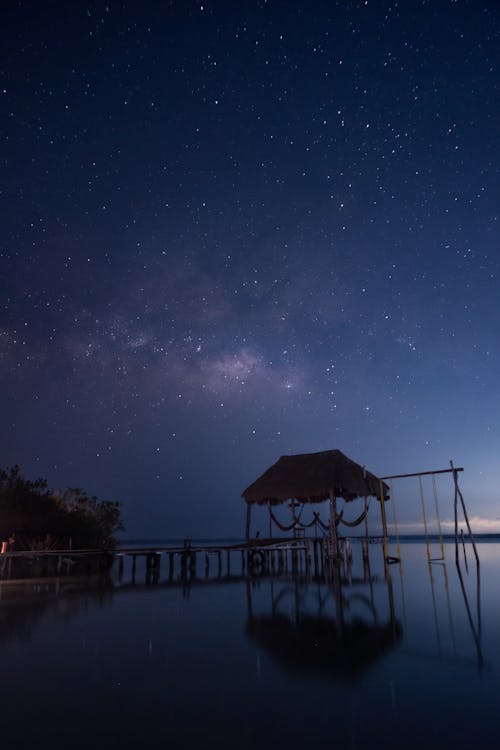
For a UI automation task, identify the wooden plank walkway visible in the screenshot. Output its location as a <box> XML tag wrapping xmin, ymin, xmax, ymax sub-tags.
<box><xmin>0</xmin><ymin>535</ymin><xmax>384</xmax><ymax>581</ymax></box>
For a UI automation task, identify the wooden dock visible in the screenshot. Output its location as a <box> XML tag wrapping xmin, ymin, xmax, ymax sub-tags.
<box><xmin>0</xmin><ymin>535</ymin><xmax>385</xmax><ymax>582</ymax></box>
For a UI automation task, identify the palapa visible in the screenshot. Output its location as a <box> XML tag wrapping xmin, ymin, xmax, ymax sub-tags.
<box><xmin>242</xmin><ymin>449</ymin><xmax>387</xmax><ymax>505</ymax></box>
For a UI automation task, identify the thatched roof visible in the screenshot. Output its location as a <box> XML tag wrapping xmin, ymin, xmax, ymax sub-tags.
<box><xmin>242</xmin><ymin>449</ymin><xmax>387</xmax><ymax>505</ymax></box>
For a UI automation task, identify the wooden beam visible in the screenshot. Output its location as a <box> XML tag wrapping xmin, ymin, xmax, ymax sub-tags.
<box><xmin>380</xmin><ymin>467</ymin><xmax>464</xmax><ymax>480</ymax></box>
<box><xmin>245</xmin><ymin>503</ymin><xmax>252</xmax><ymax>541</ymax></box>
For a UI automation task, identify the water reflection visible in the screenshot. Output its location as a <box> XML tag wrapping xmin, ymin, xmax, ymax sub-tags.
<box><xmin>455</xmin><ymin>558</ymin><xmax>483</xmax><ymax>668</ymax></box>
<box><xmin>246</xmin><ymin>573</ymin><xmax>402</xmax><ymax>680</ymax></box>
<box><xmin>0</xmin><ymin>578</ymin><xmax>113</xmax><ymax>641</ymax></box>
<box><xmin>0</xmin><ymin>547</ymin><xmax>483</xmax><ymax>677</ymax></box>
<box><xmin>0</xmin><ymin>545</ymin><xmax>490</xmax><ymax>750</ymax></box>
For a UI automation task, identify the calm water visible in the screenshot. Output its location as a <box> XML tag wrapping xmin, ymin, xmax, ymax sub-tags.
<box><xmin>0</xmin><ymin>541</ymin><xmax>495</xmax><ymax>749</ymax></box>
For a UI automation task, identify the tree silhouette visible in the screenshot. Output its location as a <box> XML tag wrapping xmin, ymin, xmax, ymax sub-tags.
<box><xmin>0</xmin><ymin>466</ymin><xmax>124</xmax><ymax>549</ymax></box>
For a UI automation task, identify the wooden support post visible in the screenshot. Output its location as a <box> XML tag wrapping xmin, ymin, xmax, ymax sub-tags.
<box><xmin>168</xmin><ymin>552</ymin><xmax>174</xmax><ymax>578</ymax></box>
<box><xmin>226</xmin><ymin>548</ymin><xmax>230</xmax><ymax>575</ymax></box>
<box><xmin>313</xmin><ymin>540</ymin><xmax>319</xmax><ymax>576</ymax></box>
<box><xmin>361</xmin><ymin>538</ymin><xmax>368</xmax><ymax>562</ymax></box>
<box><xmin>386</xmin><ymin>565</ymin><xmax>397</xmax><ymax>641</ymax></box>
<box><xmin>461</xmin><ymin>529</ymin><xmax>468</xmax><ymax>568</ymax></box>
<box><xmin>190</xmin><ymin>551</ymin><xmax>197</xmax><ymax>572</ymax></box>
<box><xmin>245</xmin><ymin>503</ymin><xmax>252</xmax><ymax>541</ymax></box>
<box><xmin>329</xmin><ymin>491</ymin><xmax>339</xmax><ymax>563</ymax></box>
<box><xmin>132</xmin><ymin>555</ymin><xmax>137</xmax><ymax>580</ymax></box>
<box><xmin>378</xmin><ymin>480</ymin><xmax>389</xmax><ymax>563</ymax></box>
<box><xmin>246</xmin><ymin>580</ymin><xmax>253</xmax><ymax>620</ymax></box>
<box><xmin>118</xmin><ymin>554</ymin><xmax>124</xmax><ymax>577</ymax></box>
<box><xmin>451</xmin><ymin>460</ymin><xmax>480</xmax><ymax>568</ymax></box>
<box><xmin>241</xmin><ymin>550</ymin><xmax>246</xmax><ymax>575</ymax></box>
<box><xmin>454</xmin><ymin>470</ymin><xmax>459</xmax><ymax>565</ymax></box>
<box><xmin>362</xmin><ymin>538</ymin><xmax>370</xmax><ymax>581</ymax></box>
<box><xmin>217</xmin><ymin>550</ymin><xmax>222</xmax><ymax>577</ymax></box>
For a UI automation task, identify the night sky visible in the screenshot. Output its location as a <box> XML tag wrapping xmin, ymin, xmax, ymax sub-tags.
<box><xmin>1</xmin><ymin>1</ymin><xmax>499</xmax><ymax>539</ymax></box>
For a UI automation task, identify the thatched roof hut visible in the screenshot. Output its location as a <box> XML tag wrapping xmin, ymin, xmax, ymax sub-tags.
<box><xmin>242</xmin><ymin>449</ymin><xmax>387</xmax><ymax>506</ymax></box>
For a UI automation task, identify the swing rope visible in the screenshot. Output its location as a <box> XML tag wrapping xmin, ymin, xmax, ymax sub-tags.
<box><xmin>389</xmin><ymin>479</ymin><xmax>401</xmax><ymax>561</ymax></box>
<box><xmin>432</xmin><ymin>474</ymin><xmax>445</xmax><ymax>561</ymax></box>
<box><xmin>419</xmin><ymin>475</ymin><xmax>431</xmax><ymax>562</ymax></box>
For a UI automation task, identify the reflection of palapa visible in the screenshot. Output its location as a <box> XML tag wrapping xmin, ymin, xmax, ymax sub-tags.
<box><xmin>247</xmin><ymin>613</ymin><xmax>401</xmax><ymax>680</ymax></box>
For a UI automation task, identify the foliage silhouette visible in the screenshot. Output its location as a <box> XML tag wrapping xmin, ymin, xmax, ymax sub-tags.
<box><xmin>0</xmin><ymin>465</ymin><xmax>124</xmax><ymax>549</ymax></box>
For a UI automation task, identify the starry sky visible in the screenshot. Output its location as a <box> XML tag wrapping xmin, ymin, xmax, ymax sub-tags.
<box><xmin>1</xmin><ymin>0</ymin><xmax>499</xmax><ymax>539</ymax></box>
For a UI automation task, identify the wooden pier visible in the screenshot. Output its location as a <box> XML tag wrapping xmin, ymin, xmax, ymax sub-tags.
<box><xmin>112</xmin><ymin>535</ymin><xmax>384</xmax><ymax>582</ymax></box>
<box><xmin>0</xmin><ymin>535</ymin><xmax>385</xmax><ymax>582</ymax></box>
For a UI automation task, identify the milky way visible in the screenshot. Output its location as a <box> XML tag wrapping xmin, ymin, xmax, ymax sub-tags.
<box><xmin>1</xmin><ymin>1</ymin><xmax>499</xmax><ymax>536</ymax></box>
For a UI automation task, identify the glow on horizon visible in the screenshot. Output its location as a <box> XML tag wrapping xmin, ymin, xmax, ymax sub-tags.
<box><xmin>387</xmin><ymin>516</ymin><xmax>500</xmax><ymax>535</ymax></box>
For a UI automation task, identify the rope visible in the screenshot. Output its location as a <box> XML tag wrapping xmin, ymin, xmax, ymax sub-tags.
<box><xmin>299</xmin><ymin>509</ymin><xmax>342</xmax><ymax>531</ymax></box>
<box><xmin>389</xmin><ymin>480</ymin><xmax>401</xmax><ymax>561</ymax></box>
<box><xmin>316</xmin><ymin>517</ymin><xmax>330</xmax><ymax>531</ymax></box>
<box><xmin>290</xmin><ymin>502</ymin><xmax>305</xmax><ymax>525</ymax></box>
<box><xmin>268</xmin><ymin>504</ymin><xmax>343</xmax><ymax>533</ymax></box>
<box><xmin>339</xmin><ymin>501</ymin><xmax>370</xmax><ymax>528</ymax></box>
<box><xmin>298</xmin><ymin>511</ymin><xmax>322</xmax><ymax>529</ymax></box>
<box><xmin>268</xmin><ymin>501</ymin><xmax>305</xmax><ymax>532</ymax></box>
<box><xmin>268</xmin><ymin>506</ymin><xmax>298</xmax><ymax>532</ymax></box>
<box><xmin>432</xmin><ymin>474</ymin><xmax>445</xmax><ymax>560</ymax></box>
<box><xmin>419</xmin><ymin>475</ymin><xmax>431</xmax><ymax>562</ymax></box>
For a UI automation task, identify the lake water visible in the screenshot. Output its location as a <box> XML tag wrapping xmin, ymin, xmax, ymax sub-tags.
<box><xmin>0</xmin><ymin>540</ymin><xmax>495</xmax><ymax>749</ymax></box>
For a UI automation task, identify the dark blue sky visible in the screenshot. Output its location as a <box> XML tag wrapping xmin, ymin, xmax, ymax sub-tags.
<box><xmin>1</xmin><ymin>0</ymin><xmax>499</xmax><ymax>537</ymax></box>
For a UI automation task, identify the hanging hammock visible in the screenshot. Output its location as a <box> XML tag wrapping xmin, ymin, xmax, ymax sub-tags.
<box><xmin>315</xmin><ymin>512</ymin><xmax>342</xmax><ymax>531</ymax></box>
<box><xmin>268</xmin><ymin>502</ymin><xmax>305</xmax><ymax>532</ymax></box>
<box><xmin>268</xmin><ymin>506</ymin><xmax>298</xmax><ymax>532</ymax></box>
<box><xmin>268</xmin><ymin>503</ymin><xmax>344</xmax><ymax>533</ymax></box>
<box><xmin>338</xmin><ymin>499</ymin><xmax>370</xmax><ymax>528</ymax></box>
<box><xmin>299</xmin><ymin>512</ymin><xmax>322</xmax><ymax>529</ymax></box>
<box><xmin>316</xmin><ymin>517</ymin><xmax>331</xmax><ymax>531</ymax></box>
